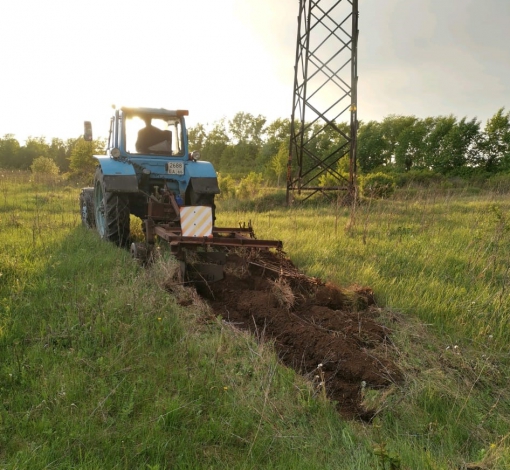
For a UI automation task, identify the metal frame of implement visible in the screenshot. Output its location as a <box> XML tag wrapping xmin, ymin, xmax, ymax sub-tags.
<box><xmin>137</xmin><ymin>195</ymin><xmax>283</xmax><ymax>283</ymax></box>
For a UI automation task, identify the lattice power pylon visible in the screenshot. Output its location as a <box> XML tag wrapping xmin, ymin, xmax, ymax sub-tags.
<box><xmin>287</xmin><ymin>0</ymin><xmax>359</xmax><ymax>204</ymax></box>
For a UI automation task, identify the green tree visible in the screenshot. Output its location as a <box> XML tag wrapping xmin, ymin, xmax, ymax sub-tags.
<box><xmin>188</xmin><ymin>123</ymin><xmax>207</xmax><ymax>152</ymax></box>
<box><xmin>18</xmin><ymin>136</ymin><xmax>50</xmax><ymax>169</ymax></box>
<box><xmin>0</xmin><ymin>134</ymin><xmax>21</xmax><ymax>168</ymax></box>
<box><xmin>394</xmin><ymin>117</ymin><xmax>429</xmax><ymax>172</ymax></box>
<box><xmin>228</xmin><ymin>112</ymin><xmax>266</xmax><ymax>146</ymax></box>
<box><xmin>419</xmin><ymin>115</ymin><xmax>456</xmax><ymax>170</ymax></box>
<box><xmin>357</xmin><ymin>121</ymin><xmax>387</xmax><ymax>172</ymax></box>
<box><xmin>48</xmin><ymin>137</ymin><xmax>71</xmax><ymax>172</ymax></box>
<box><xmin>68</xmin><ymin>138</ymin><xmax>105</xmax><ymax>181</ymax></box>
<box><xmin>270</xmin><ymin>142</ymin><xmax>288</xmax><ymax>187</ymax></box>
<box><xmin>202</xmin><ymin>119</ymin><xmax>229</xmax><ymax>169</ymax></box>
<box><xmin>435</xmin><ymin>117</ymin><xmax>480</xmax><ymax>173</ymax></box>
<box><xmin>226</xmin><ymin>113</ymin><xmax>267</xmax><ymax>177</ymax></box>
<box><xmin>218</xmin><ymin>144</ymin><xmax>235</xmax><ymax>174</ymax></box>
<box><xmin>380</xmin><ymin>115</ymin><xmax>417</xmax><ymax>166</ymax></box>
<box><xmin>477</xmin><ymin>108</ymin><xmax>510</xmax><ymax>172</ymax></box>
<box><xmin>257</xmin><ymin>118</ymin><xmax>290</xmax><ymax>172</ymax></box>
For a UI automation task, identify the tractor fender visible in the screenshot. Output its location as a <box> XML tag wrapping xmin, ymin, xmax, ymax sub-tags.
<box><xmin>186</xmin><ymin>161</ymin><xmax>217</xmax><ymax>179</ymax></box>
<box><xmin>94</xmin><ymin>156</ymin><xmax>139</xmax><ymax>193</ymax></box>
<box><xmin>186</xmin><ymin>161</ymin><xmax>220</xmax><ymax>194</ymax></box>
<box><xmin>189</xmin><ymin>177</ymin><xmax>220</xmax><ymax>195</ymax></box>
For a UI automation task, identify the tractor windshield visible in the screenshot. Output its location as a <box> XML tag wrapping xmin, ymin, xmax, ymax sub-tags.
<box><xmin>125</xmin><ymin>114</ymin><xmax>184</xmax><ymax>156</ymax></box>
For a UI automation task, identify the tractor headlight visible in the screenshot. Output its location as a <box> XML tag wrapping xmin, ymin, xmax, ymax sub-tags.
<box><xmin>190</xmin><ymin>150</ymin><xmax>201</xmax><ymax>161</ymax></box>
<box><xmin>111</xmin><ymin>148</ymin><xmax>121</xmax><ymax>159</ymax></box>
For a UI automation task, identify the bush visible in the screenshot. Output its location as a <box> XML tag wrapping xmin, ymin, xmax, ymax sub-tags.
<box><xmin>392</xmin><ymin>169</ymin><xmax>443</xmax><ymax>188</ymax></box>
<box><xmin>236</xmin><ymin>172</ymin><xmax>264</xmax><ymax>199</ymax></box>
<box><xmin>318</xmin><ymin>158</ymin><xmax>350</xmax><ymax>188</ymax></box>
<box><xmin>486</xmin><ymin>173</ymin><xmax>510</xmax><ymax>194</ymax></box>
<box><xmin>30</xmin><ymin>156</ymin><xmax>59</xmax><ymax>175</ymax></box>
<box><xmin>217</xmin><ymin>173</ymin><xmax>235</xmax><ymax>199</ymax></box>
<box><xmin>359</xmin><ymin>172</ymin><xmax>396</xmax><ymax>199</ymax></box>
<box><xmin>318</xmin><ymin>170</ymin><xmax>349</xmax><ymax>188</ymax></box>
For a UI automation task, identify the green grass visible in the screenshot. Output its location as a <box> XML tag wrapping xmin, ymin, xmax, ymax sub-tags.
<box><xmin>2</xmin><ymin>171</ymin><xmax>510</xmax><ymax>468</ymax></box>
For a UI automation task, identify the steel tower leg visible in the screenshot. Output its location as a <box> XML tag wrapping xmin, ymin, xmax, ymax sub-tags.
<box><xmin>287</xmin><ymin>0</ymin><xmax>359</xmax><ymax>205</ymax></box>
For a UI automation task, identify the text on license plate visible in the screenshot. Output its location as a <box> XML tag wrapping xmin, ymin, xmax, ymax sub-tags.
<box><xmin>166</xmin><ymin>162</ymin><xmax>184</xmax><ymax>175</ymax></box>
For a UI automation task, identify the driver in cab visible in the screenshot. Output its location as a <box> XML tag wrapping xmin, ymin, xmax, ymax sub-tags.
<box><xmin>136</xmin><ymin>117</ymin><xmax>172</xmax><ymax>153</ymax></box>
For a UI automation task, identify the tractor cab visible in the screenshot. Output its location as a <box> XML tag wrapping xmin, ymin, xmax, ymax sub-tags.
<box><xmin>123</xmin><ymin>109</ymin><xmax>187</xmax><ymax>157</ymax></box>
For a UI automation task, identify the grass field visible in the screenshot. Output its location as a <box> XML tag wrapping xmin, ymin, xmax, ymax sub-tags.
<box><xmin>2</xmin><ymin>171</ymin><xmax>510</xmax><ymax>469</ymax></box>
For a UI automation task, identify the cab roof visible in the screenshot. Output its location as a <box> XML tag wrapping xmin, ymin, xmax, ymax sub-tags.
<box><xmin>121</xmin><ymin>107</ymin><xmax>188</xmax><ymax>117</ymax></box>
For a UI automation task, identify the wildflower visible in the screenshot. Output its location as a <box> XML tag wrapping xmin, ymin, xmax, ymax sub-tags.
<box><xmin>318</xmin><ymin>363</ymin><xmax>323</xmax><ymax>368</ymax></box>
<box><xmin>157</xmin><ymin>317</ymin><xmax>162</xmax><ymax>321</ymax></box>
<box><xmin>223</xmin><ymin>386</ymin><xmax>228</xmax><ymax>391</ymax></box>
<box><xmin>490</xmin><ymin>443</ymin><xmax>497</xmax><ymax>450</ymax></box>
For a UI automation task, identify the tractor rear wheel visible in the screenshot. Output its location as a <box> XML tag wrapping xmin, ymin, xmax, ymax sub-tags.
<box><xmin>93</xmin><ymin>167</ymin><xmax>130</xmax><ymax>246</ymax></box>
<box><xmin>79</xmin><ymin>187</ymin><xmax>96</xmax><ymax>229</ymax></box>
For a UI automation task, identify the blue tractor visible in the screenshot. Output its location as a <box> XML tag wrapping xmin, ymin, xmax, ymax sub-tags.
<box><xmin>80</xmin><ymin>107</ymin><xmax>218</xmax><ymax>245</ymax></box>
<box><xmin>80</xmin><ymin>106</ymin><xmax>281</xmax><ymax>280</ymax></box>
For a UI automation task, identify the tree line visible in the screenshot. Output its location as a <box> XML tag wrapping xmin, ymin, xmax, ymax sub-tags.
<box><xmin>357</xmin><ymin>108</ymin><xmax>510</xmax><ymax>175</ymax></box>
<box><xmin>1</xmin><ymin>108</ymin><xmax>509</xmax><ymax>182</ymax></box>
<box><xmin>0</xmin><ymin>135</ymin><xmax>104</xmax><ymax>179</ymax></box>
<box><xmin>189</xmin><ymin>108</ymin><xmax>510</xmax><ymax>180</ymax></box>
<box><xmin>0</xmin><ymin>135</ymin><xmax>78</xmax><ymax>172</ymax></box>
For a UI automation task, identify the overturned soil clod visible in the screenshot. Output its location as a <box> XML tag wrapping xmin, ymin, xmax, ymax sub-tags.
<box><xmin>196</xmin><ymin>250</ymin><xmax>402</xmax><ymax>420</ymax></box>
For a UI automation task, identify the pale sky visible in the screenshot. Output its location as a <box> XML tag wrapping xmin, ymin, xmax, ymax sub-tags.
<box><xmin>1</xmin><ymin>0</ymin><xmax>509</xmax><ymax>144</ymax></box>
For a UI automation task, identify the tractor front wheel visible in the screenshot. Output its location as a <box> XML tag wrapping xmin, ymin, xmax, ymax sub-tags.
<box><xmin>93</xmin><ymin>167</ymin><xmax>130</xmax><ymax>246</ymax></box>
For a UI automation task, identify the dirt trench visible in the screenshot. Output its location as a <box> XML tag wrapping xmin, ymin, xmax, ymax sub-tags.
<box><xmin>193</xmin><ymin>250</ymin><xmax>402</xmax><ymax>420</ymax></box>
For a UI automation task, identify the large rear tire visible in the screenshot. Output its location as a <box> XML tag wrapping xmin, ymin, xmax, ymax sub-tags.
<box><xmin>93</xmin><ymin>167</ymin><xmax>130</xmax><ymax>246</ymax></box>
<box><xmin>79</xmin><ymin>187</ymin><xmax>96</xmax><ymax>229</ymax></box>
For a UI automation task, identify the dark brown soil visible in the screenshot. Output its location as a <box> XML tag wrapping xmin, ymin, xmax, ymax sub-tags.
<box><xmin>196</xmin><ymin>250</ymin><xmax>402</xmax><ymax>420</ymax></box>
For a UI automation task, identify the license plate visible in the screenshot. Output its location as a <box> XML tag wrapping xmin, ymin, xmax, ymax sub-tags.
<box><xmin>166</xmin><ymin>162</ymin><xmax>184</xmax><ymax>175</ymax></box>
